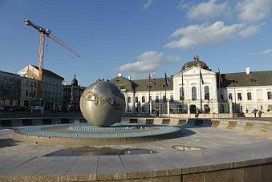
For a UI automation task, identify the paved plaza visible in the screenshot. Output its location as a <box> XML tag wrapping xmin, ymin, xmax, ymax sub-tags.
<box><xmin>1</xmin><ymin>121</ymin><xmax>272</xmax><ymax>181</ymax></box>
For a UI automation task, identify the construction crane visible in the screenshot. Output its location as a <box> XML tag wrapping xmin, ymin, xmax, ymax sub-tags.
<box><xmin>24</xmin><ymin>19</ymin><xmax>80</xmax><ymax>81</ymax></box>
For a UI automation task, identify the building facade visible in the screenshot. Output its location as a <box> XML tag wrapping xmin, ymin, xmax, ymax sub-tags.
<box><xmin>63</xmin><ymin>76</ymin><xmax>85</xmax><ymax>111</ymax></box>
<box><xmin>0</xmin><ymin>70</ymin><xmax>21</xmax><ymax>107</ymax></box>
<box><xmin>20</xmin><ymin>77</ymin><xmax>39</xmax><ymax>107</ymax></box>
<box><xmin>111</xmin><ymin>74</ymin><xmax>173</xmax><ymax>115</ymax></box>
<box><xmin>17</xmin><ymin>65</ymin><xmax>64</xmax><ymax>111</ymax></box>
<box><xmin>111</xmin><ymin>57</ymin><xmax>272</xmax><ymax>115</ymax></box>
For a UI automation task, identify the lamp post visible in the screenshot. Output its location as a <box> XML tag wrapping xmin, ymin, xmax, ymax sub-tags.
<box><xmin>232</xmin><ymin>80</ymin><xmax>238</xmax><ymax>113</ymax></box>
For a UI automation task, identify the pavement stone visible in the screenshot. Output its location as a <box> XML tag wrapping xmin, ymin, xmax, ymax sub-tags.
<box><xmin>35</xmin><ymin>157</ymin><xmax>75</xmax><ymax>175</ymax></box>
<box><xmin>66</xmin><ymin>156</ymin><xmax>98</xmax><ymax>175</ymax></box>
<box><xmin>1</xmin><ymin>120</ymin><xmax>272</xmax><ymax>181</ymax></box>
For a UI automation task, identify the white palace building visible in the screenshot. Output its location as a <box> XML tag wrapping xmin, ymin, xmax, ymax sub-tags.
<box><xmin>111</xmin><ymin>57</ymin><xmax>272</xmax><ymax>117</ymax></box>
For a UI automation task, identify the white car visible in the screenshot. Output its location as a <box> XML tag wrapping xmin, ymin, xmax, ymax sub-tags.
<box><xmin>31</xmin><ymin>106</ymin><xmax>44</xmax><ymax>113</ymax></box>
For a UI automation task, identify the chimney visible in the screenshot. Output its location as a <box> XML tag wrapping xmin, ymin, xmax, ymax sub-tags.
<box><xmin>128</xmin><ymin>75</ymin><xmax>131</xmax><ymax>80</ymax></box>
<box><xmin>245</xmin><ymin>67</ymin><xmax>251</xmax><ymax>75</ymax></box>
<box><xmin>118</xmin><ymin>73</ymin><xmax>122</xmax><ymax>77</ymax></box>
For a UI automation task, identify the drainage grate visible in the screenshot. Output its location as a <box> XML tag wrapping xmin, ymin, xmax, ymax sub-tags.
<box><xmin>172</xmin><ymin>145</ymin><xmax>204</xmax><ymax>151</ymax></box>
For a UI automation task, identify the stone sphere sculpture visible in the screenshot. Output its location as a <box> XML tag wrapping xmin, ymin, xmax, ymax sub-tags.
<box><xmin>80</xmin><ymin>81</ymin><xmax>126</xmax><ymax>127</ymax></box>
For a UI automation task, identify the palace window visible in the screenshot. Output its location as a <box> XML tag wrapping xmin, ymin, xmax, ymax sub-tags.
<box><xmin>229</xmin><ymin>93</ymin><xmax>233</xmax><ymax>100</ymax></box>
<box><xmin>268</xmin><ymin>105</ymin><xmax>272</xmax><ymax>111</ymax></box>
<box><xmin>268</xmin><ymin>91</ymin><xmax>272</xmax><ymax>100</ymax></box>
<box><xmin>163</xmin><ymin>95</ymin><xmax>166</xmax><ymax>102</ymax></box>
<box><xmin>247</xmin><ymin>92</ymin><xmax>252</xmax><ymax>100</ymax></box>
<box><xmin>204</xmin><ymin>86</ymin><xmax>210</xmax><ymax>100</ymax></box>
<box><xmin>142</xmin><ymin>107</ymin><xmax>146</xmax><ymax>112</ymax></box>
<box><xmin>192</xmin><ymin>87</ymin><xmax>197</xmax><ymax>100</ymax></box>
<box><xmin>155</xmin><ymin>96</ymin><xmax>159</xmax><ymax>103</ymax></box>
<box><xmin>142</xmin><ymin>96</ymin><xmax>145</xmax><ymax>103</ymax></box>
<box><xmin>180</xmin><ymin>87</ymin><xmax>184</xmax><ymax>100</ymax></box>
<box><xmin>170</xmin><ymin>95</ymin><xmax>173</xmax><ymax>102</ymax></box>
<box><xmin>238</xmin><ymin>93</ymin><xmax>242</xmax><ymax>100</ymax></box>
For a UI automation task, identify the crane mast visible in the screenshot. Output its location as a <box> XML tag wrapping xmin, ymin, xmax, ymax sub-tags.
<box><xmin>24</xmin><ymin>19</ymin><xmax>80</xmax><ymax>99</ymax></box>
<box><xmin>24</xmin><ymin>19</ymin><xmax>51</xmax><ymax>81</ymax></box>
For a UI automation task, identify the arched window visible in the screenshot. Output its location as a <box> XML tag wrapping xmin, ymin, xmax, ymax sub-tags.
<box><xmin>180</xmin><ymin>87</ymin><xmax>184</xmax><ymax>100</ymax></box>
<box><xmin>142</xmin><ymin>96</ymin><xmax>145</xmax><ymax>103</ymax></box>
<box><xmin>204</xmin><ymin>86</ymin><xmax>210</xmax><ymax>100</ymax></box>
<box><xmin>192</xmin><ymin>87</ymin><xmax>197</xmax><ymax>100</ymax></box>
<box><xmin>204</xmin><ymin>104</ymin><xmax>210</xmax><ymax>113</ymax></box>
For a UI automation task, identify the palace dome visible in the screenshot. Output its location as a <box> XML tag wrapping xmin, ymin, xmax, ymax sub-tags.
<box><xmin>71</xmin><ymin>75</ymin><xmax>78</xmax><ymax>86</ymax></box>
<box><xmin>182</xmin><ymin>56</ymin><xmax>210</xmax><ymax>71</ymax></box>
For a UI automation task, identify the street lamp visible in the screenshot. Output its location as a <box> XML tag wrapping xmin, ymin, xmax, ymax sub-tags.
<box><xmin>232</xmin><ymin>80</ymin><xmax>238</xmax><ymax>113</ymax></box>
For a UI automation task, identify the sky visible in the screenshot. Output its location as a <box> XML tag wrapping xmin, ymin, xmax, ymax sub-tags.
<box><xmin>0</xmin><ymin>0</ymin><xmax>272</xmax><ymax>87</ymax></box>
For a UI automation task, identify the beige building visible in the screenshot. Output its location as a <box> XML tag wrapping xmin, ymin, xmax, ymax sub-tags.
<box><xmin>17</xmin><ymin>65</ymin><xmax>64</xmax><ymax>111</ymax></box>
<box><xmin>20</xmin><ymin>77</ymin><xmax>39</xmax><ymax>107</ymax></box>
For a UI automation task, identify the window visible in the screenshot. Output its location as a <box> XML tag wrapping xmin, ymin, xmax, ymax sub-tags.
<box><xmin>163</xmin><ymin>95</ymin><xmax>166</xmax><ymax>102</ymax></box>
<box><xmin>239</xmin><ymin>106</ymin><xmax>243</xmax><ymax>113</ymax></box>
<box><xmin>180</xmin><ymin>87</ymin><xmax>184</xmax><ymax>100</ymax></box>
<box><xmin>268</xmin><ymin>105</ymin><xmax>272</xmax><ymax>112</ymax></box>
<box><xmin>135</xmin><ymin>97</ymin><xmax>138</xmax><ymax>103</ymax></box>
<box><xmin>127</xmin><ymin>97</ymin><xmax>131</xmax><ymax>103</ymax></box>
<box><xmin>142</xmin><ymin>96</ymin><xmax>145</xmax><ymax>103</ymax></box>
<box><xmin>25</xmin><ymin>90</ymin><xmax>29</xmax><ymax>97</ymax></box>
<box><xmin>192</xmin><ymin>87</ymin><xmax>197</xmax><ymax>100</ymax></box>
<box><xmin>170</xmin><ymin>95</ymin><xmax>173</xmax><ymax>102</ymax></box>
<box><xmin>238</xmin><ymin>93</ymin><xmax>242</xmax><ymax>100</ymax></box>
<box><xmin>247</xmin><ymin>92</ymin><xmax>252</xmax><ymax>100</ymax></box>
<box><xmin>149</xmin><ymin>96</ymin><xmax>152</xmax><ymax>101</ymax></box>
<box><xmin>142</xmin><ymin>107</ymin><xmax>146</xmax><ymax>112</ymax></box>
<box><xmin>229</xmin><ymin>93</ymin><xmax>233</xmax><ymax>100</ymax></box>
<box><xmin>156</xmin><ymin>96</ymin><xmax>159</xmax><ymax>103</ymax></box>
<box><xmin>204</xmin><ymin>104</ymin><xmax>210</xmax><ymax>113</ymax></box>
<box><xmin>204</xmin><ymin>86</ymin><xmax>210</xmax><ymax>100</ymax></box>
<box><xmin>268</xmin><ymin>91</ymin><xmax>272</xmax><ymax>100</ymax></box>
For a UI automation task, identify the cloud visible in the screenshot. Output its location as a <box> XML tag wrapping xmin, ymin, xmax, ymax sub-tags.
<box><xmin>187</xmin><ymin>0</ymin><xmax>228</xmax><ymax>20</ymax></box>
<box><xmin>144</xmin><ymin>0</ymin><xmax>153</xmax><ymax>9</ymax></box>
<box><xmin>178</xmin><ymin>0</ymin><xmax>191</xmax><ymax>10</ymax></box>
<box><xmin>239</xmin><ymin>23</ymin><xmax>264</xmax><ymax>38</ymax></box>
<box><xmin>119</xmin><ymin>51</ymin><xmax>179</xmax><ymax>74</ymax></box>
<box><xmin>261</xmin><ymin>49</ymin><xmax>272</xmax><ymax>54</ymax></box>
<box><xmin>237</xmin><ymin>0</ymin><xmax>272</xmax><ymax>23</ymax></box>
<box><xmin>165</xmin><ymin>21</ymin><xmax>261</xmax><ymax>49</ymax></box>
<box><xmin>250</xmin><ymin>48</ymin><xmax>272</xmax><ymax>56</ymax></box>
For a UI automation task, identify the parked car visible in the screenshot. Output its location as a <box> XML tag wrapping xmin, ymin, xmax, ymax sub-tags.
<box><xmin>31</xmin><ymin>106</ymin><xmax>44</xmax><ymax>113</ymax></box>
